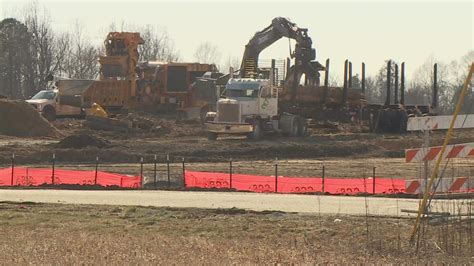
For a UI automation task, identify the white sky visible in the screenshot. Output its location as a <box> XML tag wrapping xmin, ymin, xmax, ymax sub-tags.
<box><xmin>1</xmin><ymin>0</ymin><xmax>473</xmax><ymax>79</ymax></box>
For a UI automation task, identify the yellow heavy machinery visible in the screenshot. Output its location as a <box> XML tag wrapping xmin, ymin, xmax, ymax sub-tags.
<box><xmin>35</xmin><ymin>32</ymin><xmax>216</xmax><ymax>120</ymax></box>
<box><xmin>99</xmin><ymin>32</ymin><xmax>144</xmax><ymax>107</ymax></box>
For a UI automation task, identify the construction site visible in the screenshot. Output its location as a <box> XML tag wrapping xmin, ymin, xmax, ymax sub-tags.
<box><xmin>0</xmin><ymin>2</ymin><xmax>473</xmax><ymax>264</ymax></box>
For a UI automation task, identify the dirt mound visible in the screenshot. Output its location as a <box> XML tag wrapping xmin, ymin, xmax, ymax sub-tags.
<box><xmin>0</xmin><ymin>100</ymin><xmax>59</xmax><ymax>137</ymax></box>
<box><xmin>56</xmin><ymin>134</ymin><xmax>111</xmax><ymax>149</ymax></box>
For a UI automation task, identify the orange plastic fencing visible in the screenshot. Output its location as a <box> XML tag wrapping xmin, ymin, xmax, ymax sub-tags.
<box><xmin>184</xmin><ymin>171</ymin><xmax>406</xmax><ymax>195</ymax></box>
<box><xmin>0</xmin><ymin>167</ymin><xmax>141</xmax><ymax>188</ymax></box>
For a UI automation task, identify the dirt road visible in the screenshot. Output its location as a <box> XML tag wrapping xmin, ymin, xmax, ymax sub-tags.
<box><xmin>0</xmin><ymin>189</ymin><xmax>458</xmax><ymax>216</ymax></box>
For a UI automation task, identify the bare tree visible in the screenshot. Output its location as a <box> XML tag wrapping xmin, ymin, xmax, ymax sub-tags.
<box><xmin>0</xmin><ymin>18</ymin><xmax>32</xmax><ymax>99</ymax></box>
<box><xmin>139</xmin><ymin>25</ymin><xmax>180</xmax><ymax>62</ymax></box>
<box><xmin>194</xmin><ymin>42</ymin><xmax>221</xmax><ymax>64</ymax></box>
<box><xmin>220</xmin><ymin>54</ymin><xmax>240</xmax><ymax>73</ymax></box>
<box><xmin>23</xmin><ymin>2</ymin><xmax>69</xmax><ymax>96</ymax></box>
<box><xmin>449</xmin><ymin>51</ymin><xmax>474</xmax><ymax>114</ymax></box>
<box><xmin>61</xmin><ymin>22</ymin><xmax>100</xmax><ymax>79</ymax></box>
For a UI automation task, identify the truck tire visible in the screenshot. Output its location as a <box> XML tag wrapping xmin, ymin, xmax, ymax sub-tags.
<box><xmin>207</xmin><ymin>132</ymin><xmax>218</xmax><ymax>141</ymax></box>
<box><xmin>297</xmin><ymin>117</ymin><xmax>308</xmax><ymax>137</ymax></box>
<box><xmin>42</xmin><ymin>106</ymin><xmax>56</xmax><ymax>121</ymax></box>
<box><xmin>280</xmin><ymin>115</ymin><xmax>298</xmax><ymax>137</ymax></box>
<box><xmin>247</xmin><ymin>120</ymin><xmax>262</xmax><ymax>140</ymax></box>
<box><xmin>200</xmin><ymin>107</ymin><xmax>209</xmax><ymax>124</ymax></box>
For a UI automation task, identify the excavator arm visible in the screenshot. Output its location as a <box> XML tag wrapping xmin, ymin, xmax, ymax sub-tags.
<box><xmin>240</xmin><ymin>17</ymin><xmax>316</xmax><ymax>78</ymax></box>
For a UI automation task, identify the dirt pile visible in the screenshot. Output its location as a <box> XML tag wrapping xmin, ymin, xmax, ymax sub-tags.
<box><xmin>0</xmin><ymin>100</ymin><xmax>59</xmax><ymax>137</ymax></box>
<box><xmin>56</xmin><ymin>134</ymin><xmax>110</xmax><ymax>149</ymax></box>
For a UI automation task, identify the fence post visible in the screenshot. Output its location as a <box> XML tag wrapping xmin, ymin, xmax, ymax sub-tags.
<box><xmin>167</xmin><ymin>154</ymin><xmax>170</xmax><ymax>187</ymax></box>
<box><xmin>182</xmin><ymin>157</ymin><xmax>185</xmax><ymax>188</ymax></box>
<box><xmin>229</xmin><ymin>158</ymin><xmax>233</xmax><ymax>189</ymax></box>
<box><xmin>51</xmin><ymin>153</ymin><xmax>56</xmax><ymax>185</ymax></box>
<box><xmin>11</xmin><ymin>153</ymin><xmax>15</xmax><ymax>186</ymax></box>
<box><xmin>322</xmin><ymin>165</ymin><xmax>325</xmax><ymax>193</ymax></box>
<box><xmin>372</xmin><ymin>167</ymin><xmax>376</xmax><ymax>194</ymax></box>
<box><xmin>153</xmin><ymin>154</ymin><xmax>157</xmax><ymax>188</ymax></box>
<box><xmin>94</xmin><ymin>156</ymin><xmax>99</xmax><ymax>185</ymax></box>
<box><xmin>275</xmin><ymin>157</ymin><xmax>278</xmax><ymax>193</ymax></box>
<box><xmin>140</xmin><ymin>157</ymin><xmax>144</xmax><ymax>188</ymax></box>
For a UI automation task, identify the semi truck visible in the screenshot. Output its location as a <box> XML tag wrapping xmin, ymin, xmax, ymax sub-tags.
<box><xmin>204</xmin><ymin>74</ymin><xmax>307</xmax><ymax>140</ymax></box>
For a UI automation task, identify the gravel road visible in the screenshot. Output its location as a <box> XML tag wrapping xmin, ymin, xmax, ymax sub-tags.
<box><xmin>0</xmin><ymin>189</ymin><xmax>446</xmax><ymax>217</ymax></box>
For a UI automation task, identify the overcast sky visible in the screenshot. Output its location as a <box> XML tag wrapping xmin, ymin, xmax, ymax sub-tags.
<box><xmin>1</xmin><ymin>0</ymin><xmax>472</xmax><ymax>79</ymax></box>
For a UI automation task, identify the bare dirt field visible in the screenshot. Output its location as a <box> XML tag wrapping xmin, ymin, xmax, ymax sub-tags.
<box><xmin>0</xmin><ymin>117</ymin><xmax>473</xmax><ymax>167</ymax></box>
<box><xmin>0</xmin><ymin>201</ymin><xmax>471</xmax><ymax>264</ymax></box>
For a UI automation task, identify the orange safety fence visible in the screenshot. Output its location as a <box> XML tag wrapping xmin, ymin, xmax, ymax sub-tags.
<box><xmin>0</xmin><ymin>167</ymin><xmax>141</xmax><ymax>188</ymax></box>
<box><xmin>184</xmin><ymin>171</ymin><xmax>406</xmax><ymax>195</ymax></box>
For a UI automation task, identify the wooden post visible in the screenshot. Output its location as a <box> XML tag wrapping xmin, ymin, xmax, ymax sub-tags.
<box><xmin>385</xmin><ymin>60</ymin><xmax>391</xmax><ymax>106</ymax></box>
<box><xmin>361</xmin><ymin>62</ymin><xmax>366</xmax><ymax>94</ymax></box>
<box><xmin>394</xmin><ymin>64</ymin><xmax>399</xmax><ymax>104</ymax></box>
<box><xmin>400</xmin><ymin>62</ymin><xmax>405</xmax><ymax>105</ymax></box>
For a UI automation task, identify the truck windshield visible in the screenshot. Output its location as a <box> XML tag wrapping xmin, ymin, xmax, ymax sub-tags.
<box><xmin>222</xmin><ymin>83</ymin><xmax>260</xmax><ymax>98</ymax></box>
<box><xmin>31</xmin><ymin>90</ymin><xmax>56</xmax><ymax>100</ymax></box>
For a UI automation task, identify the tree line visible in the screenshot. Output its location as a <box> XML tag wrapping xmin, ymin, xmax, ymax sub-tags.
<box><xmin>0</xmin><ymin>2</ymin><xmax>471</xmax><ymax>115</ymax></box>
<box><xmin>0</xmin><ymin>3</ymin><xmax>181</xmax><ymax>100</ymax></box>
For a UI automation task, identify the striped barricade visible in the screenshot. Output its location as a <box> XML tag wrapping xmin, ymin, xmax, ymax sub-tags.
<box><xmin>405</xmin><ymin>142</ymin><xmax>474</xmax><ymax>163</ymax></box>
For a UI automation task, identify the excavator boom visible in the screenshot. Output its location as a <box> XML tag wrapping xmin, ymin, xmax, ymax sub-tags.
<box><xmin>240</xmin><ymin>17</ymin><xmax>316</xmax><ymax>78</ymax></box>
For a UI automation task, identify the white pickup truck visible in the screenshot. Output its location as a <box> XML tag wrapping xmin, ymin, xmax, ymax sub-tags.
<box><xmin>26</xmin><ymin>89</ymin><xmax>85</xmax><ymax>121</ymax></box>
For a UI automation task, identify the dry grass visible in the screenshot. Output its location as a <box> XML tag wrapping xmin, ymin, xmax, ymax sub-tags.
<box><xmin>0</xmin><ymin>202</ymin><xmax>471</xmax><ymax>264</ymax></box>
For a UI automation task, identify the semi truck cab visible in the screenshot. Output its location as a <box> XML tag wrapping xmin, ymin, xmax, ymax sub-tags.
<box><xmin>204</xmin><ymin>78</ymin><xmax>306</xmax><ymax>140</ymax></box>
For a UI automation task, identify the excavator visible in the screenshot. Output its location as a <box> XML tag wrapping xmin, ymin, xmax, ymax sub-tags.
<box><xmin>198</xmin><ymin>17</ymin><xmax>435</xmax><ymax>135</ymax></box>
<box><xmin>202</xmin><ymin>17</ymin><xmax>329</xmax><ymax>139</ymax></box>
<box><xmin>239</xmin><ymin>17</ymin><xmax>324</xmax><ymax>102</ymax></box>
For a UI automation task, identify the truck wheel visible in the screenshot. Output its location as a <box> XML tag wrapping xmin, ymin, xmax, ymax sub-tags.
<box><xmin>297</xmin><ymin>117</ymin><xmax>308</xmax><ymax>137</ymax></box>
<box><xmin>280</xmin><ymin>115</ymin><xmax>298</xmax><ymax>137</ymax></box>
<box><xmin>200</xmin><ymin>107</ymin><xmax>209</xmax><ymax>124</ymax></box>
<box><xmin>42</xmin><ymin>106</ymin><xmax>56</xmax><ymax>121</ymax></box>
<box><xmin>207</xmin><ymin>132</ymin><xmax>218</xmax><ymax>141</ymax></box>
<box><xmin>247</xmin><ymin>120</ymin><xmax>262</xmax><ymax>140</ymax></box>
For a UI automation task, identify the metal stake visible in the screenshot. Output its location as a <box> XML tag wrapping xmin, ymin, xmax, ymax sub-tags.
<box><xmin>167</xmin><ymin>154</ymin><xmax>170</xmax><ymax>187</ymax></box>
<box><xmin>275</xmin><ymin>157</ymin><xmax>278</xmax><ymax>193</ymax></box>
<box><xmin>94</xmin><ymin>156</ymin><xmax>99</xmax><ymax>185</ymax></box>
<box><xmin>322</xmin><ymin>165</ymin><xmax>325</xmax><ymax>193</ymax></box>
<box><xmin>372</xmin><ymin>167</ymin><xmax>376</xmax><ymax>194</ymax></box>
<box><xmin>182</xmin><ymin>157</ymin><xmax>185</xmax><ymax>187</ymax></box>
<box><xmin>140</xmin><ymin>157</ymin><xmax>144</xmax><ymax>188</ymax></box>
<box><xmin>229</xmin><ymin>158</ymin><xmax>233</xmax><ymax>189</ymax></box>
<box><xmin>11</xmin><ymin>153</ymin><xmax>15</xmax><ymax>186</ymax></box>
<box><xmin>52</xmin><ymin>153</ymin><xmax>56</xmax><ymax>185</ymax></box>
<box><xmin>153</xmin><ymin>155</ymin><xmax>157</xmax><ymax>188</ymax></box>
